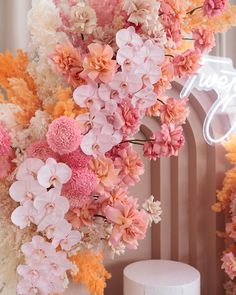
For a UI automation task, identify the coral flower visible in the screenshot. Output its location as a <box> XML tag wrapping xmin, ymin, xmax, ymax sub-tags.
<box><xmin>0</xmin><ymin>121</ymin><xmax>11</xmax><ymax>156</ymax></box>
<box><xmin>222</xmin><ymin>252</ymin><xmax>236</xmax><ymax>280</ymax></box>
<box><xmin>203</xmin><ymin>0</ymin><xmax>227</xmax><ymax>17</ymax></box>
<box><xmin>89</xmin><ymin>156</ymin><xmax>119</xmax><ymax>193</ymax></box>
<box><xmin>47</xmin><ymin>116</ymin><xmax>83</xmax><ymax>155</ymax></box>
<box><xmin>160</xmin><ymin>97</ymin><xmax>189</xmax><ymax>126</ymax></box>
<box><xmin>49</xmin><ymin>42</ymin><xmax>84</xmax><ymax>87</ymax></box>
<box><xmin>173</xmin><ymin>49</ymin><xmax>201</xmax><ymax>78</ymax></box>
<box><xmin>81</xmin><ymin>44</ymin><xmax>117</xmax><ymax>83</ymax></box>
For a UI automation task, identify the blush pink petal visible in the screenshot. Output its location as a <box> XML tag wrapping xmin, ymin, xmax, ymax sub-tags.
<box><xmin>16</xmin><ymin>158</ymin><xmax>44</xmax><ymax>181</ymax></box>
<box><xmin>116</xmin><ymin>27</ymin><xmax>143</xmax><ymax>48</ymax></box>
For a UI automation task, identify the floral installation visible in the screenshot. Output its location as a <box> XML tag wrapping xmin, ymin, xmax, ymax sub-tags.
<box><xmin>212</xmin><ymin>136</ymin><xmax>236</xmax><ymax>294</ymax></box>
<box><xmin>0</xmin><ymin>0</ymin><xmax>235</xmax><ymax>294</ymax></box>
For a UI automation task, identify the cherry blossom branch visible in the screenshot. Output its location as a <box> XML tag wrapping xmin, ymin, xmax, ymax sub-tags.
<box><xmin>157</xmin><ymin>98</ymin><xmax>165</xmax><ymax>104</ymax></box>
<box><xmin>165</xmin><ymin>54</ymin><xmax>174</xmax><ymax>58</ymax></box>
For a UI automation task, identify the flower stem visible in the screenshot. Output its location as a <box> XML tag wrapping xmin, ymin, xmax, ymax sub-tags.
<box><xmin>157</xmin><ymin>98</ymin><xmax>165</xmax><ymax>105</ymax></box>
<box><xmin>165</xmin><ymin>54</ymin><xmax>174</xmax><ymax>58</ymax></box>
<box><xmin>183</xmin><ymin>38</ymin><xmax>194</xmax><ymax>41</ymax></box>
<box><xmin>187</xmin><ymin>6</ymin><xmax>203</xmax><ymax>15</ymax></box>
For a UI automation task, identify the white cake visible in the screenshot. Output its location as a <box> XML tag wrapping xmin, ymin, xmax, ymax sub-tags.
<box><xmin>123</xmin><ymin>260</ymin><xmax>200</xmax><ymax>295</ymax></box>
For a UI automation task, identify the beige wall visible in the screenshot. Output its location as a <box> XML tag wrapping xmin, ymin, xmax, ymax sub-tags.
<box><xmin>0</xmin><ymin>1</ymin><xmax>234</xmax><ymax>295</ymax></box>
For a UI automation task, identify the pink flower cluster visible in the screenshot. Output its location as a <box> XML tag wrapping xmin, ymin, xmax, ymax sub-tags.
<box><xmin>17</xmin><ymin>236</ymin><xmax>73</xmax><ymax>295</ymax></box>
<box><xmin>9</xmin><ymin>158</ymin><xmax>81</xmax><ymax>294</ymax></box>
<box><xmin>74</xmin><ymin>27</ymin><xmax>164</xmax><ymax>157</ymax></box>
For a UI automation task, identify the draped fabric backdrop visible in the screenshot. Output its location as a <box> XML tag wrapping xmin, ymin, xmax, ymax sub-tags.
<box><xmin>1</xmin><ymin>1</ymin><xmax>236</xmax><ymax>295</ymax></box>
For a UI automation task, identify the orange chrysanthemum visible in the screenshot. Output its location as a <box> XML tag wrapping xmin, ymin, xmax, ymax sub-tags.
<box><xmin>70</xmin><ymin>250</ymin><xmax>111</xmax><ymax>295</ymax></box>
<box><xmin>45</xmin><ymin>86</ymin><xmax>87</xmax><ymax>119</ymax></box>
<box><xmin>0</xmin><ymin>50</ymin><xmax>41</xmax><ymax>126</ymax></box>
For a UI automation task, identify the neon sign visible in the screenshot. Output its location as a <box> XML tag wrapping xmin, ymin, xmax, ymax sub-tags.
<box><xmin>180</xmin><ymin>55</ymin><xmax>236</xmax><ymax>145</ymax></box>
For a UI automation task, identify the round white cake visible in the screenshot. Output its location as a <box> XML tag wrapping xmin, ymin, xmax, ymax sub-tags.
<box><xmin>123</xmin><ymin>260</ymin><xmax>200</xmax><ymax>295</ymax></box>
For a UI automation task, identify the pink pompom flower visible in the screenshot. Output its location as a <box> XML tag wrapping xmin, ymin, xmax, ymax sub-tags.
<box><xmin>62</xmin><ymin>167</ymin><xmax>98</xmax><ymax>208</ymax></box>
<box><xmin>0</xmin><ymin>121</ymin><xmax>11</xmax><ymax>156</ymax></box>
<box><xmin>203</xmin><ymin>0</ymin><xmax>227</xmax><ymax>17</ymax></box>
<box><xmin>26</xmin><ymin>140</ymin><xmax>59</xmax><ymax>162</ymax></box>
<box><xmin>47</xmin><ymin>116</ymin><xmax>82</xmax><ymax>155</ymax></box>
<box><xmin>60</xmin><ymin>147</ymin><xmax>92</xmax><ymax>169</ymax></box>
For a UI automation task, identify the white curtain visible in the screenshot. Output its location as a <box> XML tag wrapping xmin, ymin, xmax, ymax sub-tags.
<box><xmin>0</xmin><ymin>0</ymin><xmax>31</xmax><ymax>53</ymax></box>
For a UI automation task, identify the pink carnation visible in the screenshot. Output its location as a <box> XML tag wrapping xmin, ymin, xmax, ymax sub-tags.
<box><xmin>143</xmin><ymin>124</ymin><xmax>185</xmax><ymax>160</ymax></box>
<box><xmin>26</xmin><ymin>140</ymin><xmax>59</xmax><ymax>162</ymax></box>
<box><xmin>0</xmin><ymin>121</ymin><xmax>11</xmax><ymax>156</ymax></box>
<box><xmin>60</xmin><ymin>147</ymin><xmax>92</xmax><ymax>169</ymax></box>
<box><xmin>173</xmin><ymin>50</ymin><xmax>201</xmax><ymax>78</ymax></box>
<box><xmin>160</xmin><ymin>97</ymin><xmax>189</xmax><ymax>126</ymax></box>
<box><xmin>62</xmin><ymin>167</ymin><xmax>98</xmax><ymax>208</ymax></box>
<box><xmin>47</xmin><ymin>116</ymin><xmax>82</xmax><ymax>155</ymax></box>
<box><xmin>193</xmin><ymin>28</ymin><xmax>215</xmax><ymax>53</ymax></box>
<box><xmin>119</xmin><ymin>100</ymin><xmax>142</xmax><ymax>137</ymax></box>
<box><xmin>222</xmin><ymin>252</ymin><xmax>236</xmax><ymax>280</ymax></box>
<box><xmin>203</xmin><ymin>0</ymin><xmax>227</xmax><ymax>17</ymax></box>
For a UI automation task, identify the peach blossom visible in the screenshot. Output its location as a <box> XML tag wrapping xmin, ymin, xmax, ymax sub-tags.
<box><xmin>193</xmin><ymin>28</ymin><xmax>216</xmax><ymax>53</ymax></box>
<box><xmin>81</xmin><ymin>44</ymin><xmax>117</xmax><ymax>83</ymax></box>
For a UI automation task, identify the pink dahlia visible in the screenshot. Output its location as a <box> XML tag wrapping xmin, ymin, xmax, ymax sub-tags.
<box><xmin>60</xmin><ymin>147</ymin><xmax>92</xmax><ymax>169</ymax></box>
<box><xmin>0</xmin><ymin>121</ymin><xmax>11</xmax><ymax>156</ymax></box>
<box><xmin>203</xmin><ymin>0</ymin><xmax>227</xmax><ymax>18</ymax></box>
<box><xmin>26</xmin><ymin>140</ymin><xmax>59</xmax><ymax>162</ymax></box>
<box><xmin>193</xmin><ymin>28</ymin><xmax>215</xmax><ymax>53</ymax></box>
<box><xmin>47</xmin><ymin>116</ymin><xmax>82</xmax><ymax>155</ymax></box>
<box><xmin>62</xmin><ymin>167</ymin><xmax>98</xmax><ymax>208</ymax></box>
<box><xmin>173</xmin><ymin>50</ymin><xmax>201</xmax><ymax>78</ymax></box>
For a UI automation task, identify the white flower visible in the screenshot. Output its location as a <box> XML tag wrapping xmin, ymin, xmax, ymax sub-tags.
<box><xmin>28</xmin><ymin>110</ymin><xmax>51</xmax><ymax>141</ymax></box>
<box><xmin>70</xmin><ymin>2</ymin><xmax>97</xmax><ymax>35</ymax></box>
<box><xmin>142</xmin><ymin>195</ymin><xmax>162</xmax><ymax>224</ymax></box>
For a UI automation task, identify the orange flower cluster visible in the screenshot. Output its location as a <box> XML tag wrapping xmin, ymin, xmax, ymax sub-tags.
<box><xmin>212</xmin><ymin>136</ymin><xmax>236</xmax><ymax>213</ymax></box>
<box><xmin>0</xmin><ymin>50</ymin><xmax>41</xmax><ymax>126</ymax></box>
<box><xmin>70</xmin><ymin>250</ymin><xmax>111</xmax><ymax>295</ymax></box>
<box><xmin>45</xmin><ymin>86</ymin><xmax>86</xmax><ymax>119</ymax></box>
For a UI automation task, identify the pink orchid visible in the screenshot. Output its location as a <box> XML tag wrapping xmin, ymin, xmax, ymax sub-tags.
<box><xmin>17</xmin><ymin>264</ymin><xmax>44</xmax><ymax>284</ymax></box>
<box><xmin>132</xmin><ymin>86</ymin><xmax>157</xmax><ymax>109</ymax></box>
<box><xmin>52</xmin><ymin>220</ymin><xmax>81</xmax><ymax>251</ymax></box>
<box><xmin>37</xmin><ymin>158</ymin><xmax>72</xmax><ymax>188</ymax></box>
<box><xmin>17</xmin><ymin>279</ymin><xmax>39</xmax><ymax>295</ymax></box>
<box><xmin>37</xmin><ymin>214</ymin><xmax>68</xmax><ymax>239</ymax></box>
<box><xmin>116</xmin><ymin>45</ymin><xmax>147</xmax><ymax>71</ymax></box>
<box><xmin>76</xmin><ymin>112</ymin><xmax>107</xmax><ymax>133</ymax></box>
<box><xmin>34</xmin><ymin>188</ymin><xmax>70</xmax><ymax>216</ymax></box>
<box><xmin>9</xmin><ymin>178</ymin><xmax>46</xmax><ymax>204</ymax></box>
<box><xmin>80</xmin><ymin>126</ymin><xmax>122</xmax><ymax>156</ymax></box>
<box><xmin>11</xmin><ymin>200</ymin><xmax>43</xmax><ymax>229</ymax></box>
<box><xmin>45</xmin><ymin>251</ymin><xmax>72</xmax><ymax>277</ymax></box>
<box><xmin>109</xmin><ymin>72</ymin><xmax>143</xmax><ymax>99</ymax></box>
<box><xmin>143</xmin><ymin>40</ymin><xmax>165</xmax><ymax>65</ymax></box>
<box><xmin>73</xmin><ymin>83</ymin><xmax>102</xmax><ymax>112</ymax></box>
<box><xmin>135</xmin><ymin>60</ymin><xmax>161</xmax><ymax>85</ymax></box>
<box><xmin>98</xmin><ymin>84</ymin><xmax>122</xmax><ymax>104</ymax></box>
<box><xmin>116</xmin><ymin>27</ymin><xmax>143</xmax><ymax>48</ymax></box>
<box><xmin>21</xmin><ymin>235</ymin><xmax>55</xmax><ymax>260</ymax></box>
<box><xmin>16</xmin><ymin>158</ymin><xmax>44</xmax><ymax>181</ymax></box>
